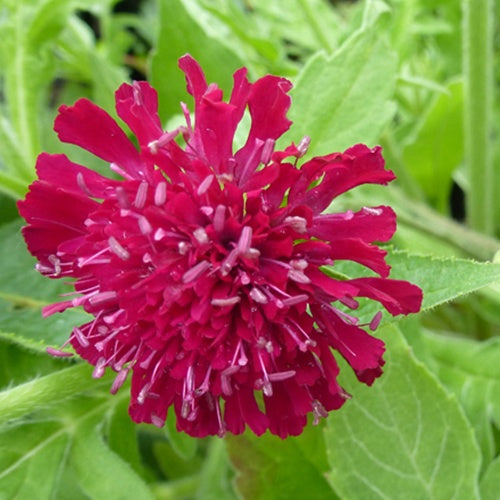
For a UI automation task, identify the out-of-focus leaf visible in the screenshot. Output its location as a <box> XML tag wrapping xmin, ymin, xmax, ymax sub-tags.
<box><xmin>480</xmin><ymin>456</ymin><xmax>500</xmax><ymax>500</ymax></box>
<box><xmin>325</xmin><ymin>324</ymin><xmax>481</xmax><ymax>499</ymax></box>
<box><xmin>418</xmin><ymin>330</ymin><xmax>500</xmax><ymax>470</ymax></box>
<box><xmin>402</xmin><ymin>80</ymin><xmax>463</xmax><ymax>213</ymax></box>
<box><xmin>227</xmin><ymin>423</ymin><xmax>336</xmax><ymax>500</ymax></box>
<box><xmin>0</xmin><ymin>220</ymin><xmax>91</xmax><ymax>351</ymax></box>
<box><xmin>151</xmin><ymin>0</ymin><xmax>244</xmax><ymax>120</ymax></box>
<box><xmin>165</xmin><ymin>411</ymin><xmax>198</xmax><ymax>461</ymax></box>
<box><xmin>287</xmin><ymin>3</ymin><xmax>397</xmax><ymax>156</ymax></box>
<box><xmin>0</xmin><ymin>394</ymin><xmax>153</xmax><ymax>499</ymax></box>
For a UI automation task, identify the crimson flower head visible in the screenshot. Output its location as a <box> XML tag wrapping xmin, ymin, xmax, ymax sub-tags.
<box><xmin>18</xmin><ymin>55</ymin><xmax>422</xmax><ymax>438</ymax></box>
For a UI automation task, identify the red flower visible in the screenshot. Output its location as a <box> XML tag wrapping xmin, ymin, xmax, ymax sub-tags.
<box><xmin>18</xmin><ymin>55</ymin><xmax>422</xmax><ymax>438</ymax></box>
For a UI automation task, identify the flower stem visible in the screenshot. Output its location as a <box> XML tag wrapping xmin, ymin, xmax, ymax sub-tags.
<box><xmin>0</xmin><ymin>363</ymin><xmax>110</xmax><ymax>423</ymax></box>
<box><xmin>462</xmin><ymin>0</ymin><xmax>494</xmax><ymax>235</ymax></box>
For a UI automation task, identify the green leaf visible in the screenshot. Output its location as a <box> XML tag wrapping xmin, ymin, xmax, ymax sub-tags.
<box><xmin>418</xmin><ymin>330</ymin><xmax>500</xmax><ymax>470</ymax></box>
<box><xmin>480</xmin><ymin>456</ymin><xmax>500</xmax><ymax>500</ymax></box>
<box><xmin>0</xmin><ymin>393</ymin><xmax>153</xmax><ymax>500</ymax></box>
<box><xmin>165</xmin><ymin>411</ymin><xmax>198</xmax><ymax>461</ymax></box>
<box><xmin>287</xmin><ymin>7</ymin><xmax>397</xmax><ymax>156</ymax></box>
<box><xmin>0</xmin><ymin>220</ymin><xmax>91</xmax><ymax>351</ymax></box>
<box><xmin>71</xmin><ymin>412</ymin><xmax>154</xmax><ymax>500</ymax></box>
<box><xmin>329</xmin><ymin>250</ymin><xmax>500</xmax><ymax>324</ymax></box>
<box><xmin>227</xmin><ymin>423</ymin><xmax>336</xmax><ymax>500</ymax></box>
<box><xmin>402</xmin><ymin>80</ymin><xmax>464</xmax><ymax>213</ymax></box>
<box><xmin>325</xmin><ymin>324</ymin><xmax>481</xmax><ymax>499</ymax></box>
<box><xmin>151</xmin><ymin>0</ymin><xmax>244</xmax><ymax>120</ymax></box>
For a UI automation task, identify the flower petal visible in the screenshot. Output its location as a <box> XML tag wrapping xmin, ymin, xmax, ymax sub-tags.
<box><xmin>55</xmin><ymin>98</ymin><xmax>143</xmax><ymax>177</ymax></box>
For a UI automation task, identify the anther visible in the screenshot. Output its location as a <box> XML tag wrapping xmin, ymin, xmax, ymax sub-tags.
<box><xmin>197</xmin><ymin>174</ymin><xmax>214</xmax><ymax>196</ymax></box>
<box><xmin>108</xmin><ymin>236</ymin><xmax>130</xmax><ymax>260</ymax></box>
<box><xmin>249</xmin><ymin>287</ymin><xmax>268</xmax><ymax>304</ymax></box>
<box><xmin>369</xmin><ymin>311</ymin><xmax>383</xmax><ymax>331</ymax></box>
<box><xmin>213</xmin><ymin>205</ymin><xmax>226</xmax><ymax>232</ymax></box>
<box><xmin>193</xmin><ymin>227</ymin><xmax>209</xmax><ymax>245</ymax></box>
<box><xmin>284</xmin><ymin>216</ymin><xmax>308</xmax><ymax>234</ymax></box>
<box><xmin>260</xmin><ymin>138</ymin><xmax>275</xmax><ymax>165</ymax></box>
<box><xmin>182</xmin><ymin>261</ymin><xmax>211</xmax><ymax>283</ymax></box>
<box><xmin>138</xmin><ymin>216</ymin><xmax>153</xmax><ymax>235</ymax></box>
<box><xmin>297</xmin><ymin>136</ymin><xmax>311</xmax><ymax>157</ymax></box>
<box><xmin>134</xmin><ymin>181</ymin><xmax>148</xmax><ymax>209</ymax></box>
<box><xmin>154</xmin><ymin>182</ymin><xmax>167</xmax><ymax>206</ymax></box>
<box><xmin>93</xmin><ymin>357</ymin><xmax>107</xmax><ymax>378</ymax></box>
<box><xmin>211</xmin><ymin>296</ymin><xmax>241</xmax><ymax>307</ymax></box>
<box><xmin>237</xmin><ymin>226</ymin><xmax>253</xmax><ymax>254</ymax></box>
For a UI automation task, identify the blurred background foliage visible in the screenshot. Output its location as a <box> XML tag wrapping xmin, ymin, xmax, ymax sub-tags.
<box><xmin>0</xmin><ymin>0</ymin><xmax>499</xmax><ymax>498</ymax></box>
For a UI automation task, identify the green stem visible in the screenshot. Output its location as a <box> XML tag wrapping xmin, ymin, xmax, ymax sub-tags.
<box><xmin>0</xmin><ymin>363</ymin><xmax>111</xmax><ymax>423</ymax></box>
<box><xmin>151</xmin><ymin>476</ymin><xmax>201</xmax><ymax>500</ymax></box>
<box><xmin>391</xmin><ymin>188</ymin><xmax>500</xmax><ymax>261</ymax></box>
<box><xmin>462</xmin><ymin>0</ymin><xmax>494</xmax><ymax>235</ymax></box>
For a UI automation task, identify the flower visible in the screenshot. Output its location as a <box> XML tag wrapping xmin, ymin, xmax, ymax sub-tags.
<box><xmin>18</xmin><ymin>54</ymin><xmax>422</xmax><ymax>438</ymax></box>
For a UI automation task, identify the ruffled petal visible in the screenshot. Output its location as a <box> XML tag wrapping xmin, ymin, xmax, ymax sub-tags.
<box><xmin>115</xmin><ymin>81</ymin><xmax>163</xmax><ymax>146</ymax></box>
<box><xmin>55</xmin><ymin>98</ymin><xmax>143</xmax><ymax>177</ymax></box>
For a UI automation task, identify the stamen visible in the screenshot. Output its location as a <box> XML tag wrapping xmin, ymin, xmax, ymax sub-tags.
<box><xmin>182</xmin><ymin>260</ymin><xmax>211</xmax><ymax>283</ymax></box>
<box><xmin>93</xmin><ymin>357</ymin><xmax>107</xmax><ymax>378</ymax></box>
<box><xmin>362</xmin><ymin>206</ymin><xmax>383</xmax><ymax>216</ymax></box>
<box><xmin>211</xmin><ymin>296</ymin><xmax>241</xmax><ymax>307</ymax></box>
<box><xmin>147</xmin><ymin>130</ymin><xmax>178</xmax><ymax>154</ymax></box>
<box><xmin>312</xmin><ymin>399</ymin><xmax>328</xmax><ymax>425</ymax></box>
<box><xmin>220</xmin><ymin>248</ymin><xmax>239</xmax><ymax>276</ymax></box>
<box><xmin>72</xmin><ymin>327</ymin><xmax>89</xmax><ymax>347</ymax></box>
<box><xmin>115</xmin><ymin>187</ymin><xmax>130</xmax><ymax>208</ymax></box>
<box><xmin>237</xmin><ymin>226</ymin><xmax>253</xmax><ymax>254</ymax></box>
<box><xmin>249</xmin><ymin>287</ymin><xmax>268</xmax><ymax>304</ymax></box>
<box><xmin>268</xmin><ymin>370</ymin><xmax>296</xmax><ymax>382</ymax></box>
<box><xmin>154</xmin><ymin>181</ymin><xmax>167</xmax><ymax>205</ymax></box>
<box><xmin>48</xmin><ymin>255</ymin><xmax>62</xmax><ymax>276</ymax></box>
<box><xmin>138</xmin><ymin>382</ymin><xmax>152</xmax><ymax>404</ymax></box>
<box><xmin>284</xmin><ymin>216</ymin><xmax>308</xmax><ymax>234</ymax></box>
<box><xmin>193</xmin><ymin>227</ymin><xmax>209</xmax><ymax>245</ymax></box>
<box><xmin>110</xmin><ymin>162</ymin><xmax>133</xmax><ymax>180</ymax></box>
<box><xmin>178</xmin><ymin>241</ymin><xmax>190</xmax><ymax>255</ymax></box>
<box><xmin>197</xmin><ymin>174</ymin><xmax>214</xmax><ymax>196</ymax></box>
<box><xmin>88</xmin><ymin>291</ymin><xmax>117</xmax><ymax>307</ymax></box>
<box><xmin>46</xmin><ymin>347</ymin><xmax>73</xmax><ymax>357</ymax></box>
<box><xmin>77</xmin><ymin>246</ymin><xmax>110</xmax><ymax>267</ymax></box>
<box><xmin>369</xmin><ymin>311</ymin><xmax>383</xmax><ymax>331</ymax></box>
<box><xmin>260</xmin><ymin>138</ymin><xmax>275</xmax><ymax>165</ymax></box>
<box><xmin>154</xmin><ymin>228</ymin><xmax>166</xmax><ymax>241</ymax></box>
<box><xmin>287</xmin><ymin>269</ymin><xmax>311</xmax><ymax>284</ymax></box>
<box><xmin>76</xmin><ymin>172</ymin><xmax>92</xmax><ymax>196</ymax></box>
<box><xmin>108</xmin><ymin>236</ymin><xmax>130</xmax><ymax>260</ymax></box>
<box><xmin>110</xmin><ymin>367</ymin><xmax>130</xmax><ymax>394</ymax></box>
<box><xmin>138</xmin><ymin>215</ymin><xmax>153</xmax><ymax>235</ymax></box>
<box><xmin>213</xmin><ymin>205</ymin><xmax>226</xmax><ymax>232</ymax></box>
<box><xmin>281</xmin><ymin>294</ymin><xmax>309</xmax><ymax>307</ymax></box>
<box><xmin>151</xmin><ymin>413</ymin><xmax>165</xmax><ymax>428</ymax></box>
<box><xmin>297</xmin><ymin>136</ymin><xmax>311</xmax><ymax>157</ymax></box>
<box><xmin>134</xmin><ymin>181</ymin><xmax>148</xmax><ymax>209</ymax></box>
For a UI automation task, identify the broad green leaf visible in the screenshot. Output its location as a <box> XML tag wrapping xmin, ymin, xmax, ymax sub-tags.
<box><xmin>0</xmin><ymin>220</ymin><xmax>91</xmax><ymax>351</ymax></box>
<box><xmin>480</xmin><ymin>456</ymin><xmax>500</xmax><ymax>500</ymax></box>
<box><xmin>418</xmin><ymin>330</ymin><xmax>500</xmax><ymax>470</ymax></box>
<box><xmin>402</xmin><ymin>80</ymin><xmax>464</xmax><ymax>213</ymax></box>
<box><xmin>0</xmin><ymin>421</ymin><xmax>70</xmax><ymax>500</ymax></box>
<box><xmin>195</xmin><ymin>439</ymin><xmax>236</xmax><ymax>500</ymax></box>
<box><xmin>227</xmin><ymin>423</ymin><xmax>336</xmax><ymax>500</ymax></box>
<box><xmin>165</xmin><ymin>411</ymin><xmax>198</xmax><ymax>461</ymax></box>
<box><xmin>325</xmin><ymin>324</ymin><xmax>481</xmax><ymax>500</ymax></box>
<box><xmin>287</xmin><ymin>8</ymin><xmax>397</xmax><ymax>156</ymax></box>
<box><xmin>151</xmin><ymin>0</ymin><xmax>244</xmax><ymax>120</ymax></box>
<box><xmin>0</xmin><ymin>392</ymin><xmax>153</xmax><ymax>500</ymax></box>
<box><xmin>71</xmin><ymin>412</ymin><xmax>154</xmax><ymax>500</ymax></box>
<box><xmin>329</xmin><ymin>250</ymin><xmax>500</xmax><ymax>325</ymax></box>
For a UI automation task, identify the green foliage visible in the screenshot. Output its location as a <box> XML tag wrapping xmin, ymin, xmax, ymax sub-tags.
<box><xmin>325</xmin><ymin>324</ymin><xmax>481</xmax><ymax>500</ymax></box>
<box><xmin>0</xmin><ymin>0</ymin><xmax>499</xmax><ymax>498</ymax></box>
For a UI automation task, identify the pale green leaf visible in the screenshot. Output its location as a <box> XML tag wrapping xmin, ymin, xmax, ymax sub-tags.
<box><xmin>227</xmin><ymin>423</ymin><xmax>336</xmax><ymax>500</ymax></box>
<box><xmin>419</xmin><ymin>330</ymin><xmax>500</xmax><ymax>469</ymax></box>
<box><xmin>402</xmin><ymin>80</ymin><xmax>464</xmax><ymax>213</ymax></box>
<box><xmin>480</xmin><ymin>456</ymin><xmax>500</xmax><ymax>500</ymax></box>
<box><xmin>325</xmin><ymin>324</ymin><xmax>481</xmax><ymax>500</ymax></box>
<box><xmin>151</xmin><ymin>0</ymin><xmax>244</xmax><ymax>120</ymax></box>
<box><xmin>0</xmin><ymin>220</ymin><xmax>91</xmax><ymax>351</ymax></box>
<box><xmin>287</xmin><ymin>13</ymin><xmax>397</xmax><ymax>156</ymax></box>
<box><xmin>165</xmin><ymin>411</ymin><xmax>198</xmax><ymax>461</ymax></box>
